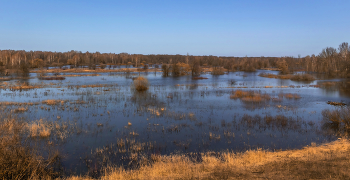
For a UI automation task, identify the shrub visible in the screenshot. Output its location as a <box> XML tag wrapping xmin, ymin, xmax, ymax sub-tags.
<box><xmin>133</xmin><ymin>76</ymin><xmax>149</xmax><ymax>91</ymax></box>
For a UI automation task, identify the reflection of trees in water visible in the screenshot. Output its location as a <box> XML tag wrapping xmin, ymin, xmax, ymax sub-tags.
<box><xmin>130</xmin><ymin>91</ymin><xmax>164</xmax><ymax>108</ymax></box>
<box><xmin>317</xmin><ymin>80</ymin><xmax>350</xmax><ymax>97</ymax></box>
<box><xmin>321</xmin><ymin>107</ymin><xmax>350</xmax><ymax>137</ymax></box>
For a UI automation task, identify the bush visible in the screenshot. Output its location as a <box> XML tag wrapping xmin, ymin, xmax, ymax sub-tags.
<box><xmin>134</xmin><ymin>77</ymin><xmax>149</xmax><ymax>91</ymax></box>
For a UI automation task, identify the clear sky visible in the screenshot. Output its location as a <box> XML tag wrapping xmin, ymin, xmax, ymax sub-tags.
<box><xmin>0</xmin><ymin>0</ymin><xmax>349</xmax><ymax>57</ymax></box>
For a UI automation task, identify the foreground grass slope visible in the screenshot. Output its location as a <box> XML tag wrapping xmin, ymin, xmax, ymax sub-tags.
<box><xmin>68</xmin><ymin>138</ymin><xmax>350</xmax><ymax>180</ymax></box>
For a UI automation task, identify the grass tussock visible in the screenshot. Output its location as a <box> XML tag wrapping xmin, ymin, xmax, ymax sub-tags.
<box><xmin>27</xmin><ymin>119</ymin><xmax>52</xmax><ymax>138</ymax></box>
<box><xmin>68</xmin><ymin>139</ymin><xmax>350</xmax><ymax>180</ymax></box>
<box><xmin>283</xmin><ymin>93</ymin><xmax>301</xmax><ymax>99</ymax></box>
<box><xmin>230</xmin><ymin>90</ymin><xmax>270</xmax><ymax>103</ymax></box>
<box><xmin>42</xmin><ymin>99</ymin><xmax>65</xmax><ymax>105</ymax></box>
<box><xmin>0</xmin><ymin>117</ymin><xmax>60</xmax><ymax>179</ymax></box>
<box><xmin>133</xmin><ymin>77</ymin><xmax>149</xmax><ymax>91</ymax></box>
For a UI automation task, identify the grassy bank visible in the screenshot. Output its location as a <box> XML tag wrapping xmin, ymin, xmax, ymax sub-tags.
<box><xmin>67</xmin><ymin>138</ymin><xmax>350</xmax><ymax>180</ymax></box>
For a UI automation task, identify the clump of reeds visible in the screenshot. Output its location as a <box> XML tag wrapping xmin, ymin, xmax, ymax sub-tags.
<box><xmin>283</xmin><ymin>93</ymin><xmax>301</xmax><ymax>99</ymax></box>
<box><xmin>322</xmin><ymin>106</ymin><xmax>350</xmax><ymax>133</ymax></box>
<box><xmin>133</xmin><ymin>76</ymin><xmax>149</xmax><ymax>91</ymax></box>
<box><xmin>42</xmin><ymin>99</ymin><xmax>63</xmax><ymax>105</ymax></box>
<box><xmin>230</xmin><ymin>90</ymin><xmax>270</xmax><ymax>103</ymax></box>
<box><xmin>27</xmin><ymin>119</ymin><xmax>52</xmax><ymax>138</ymax></box>
<box><xmin>290</xmin><ymin>74</ymin><xmax>315</xmax><ymax>81</ymax></box>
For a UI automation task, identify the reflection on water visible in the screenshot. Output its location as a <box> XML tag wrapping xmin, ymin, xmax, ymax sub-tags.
<box><xmin>0</xmin><ymin>70</ymin><xmax>348</xmax><ymax>176</ymax></box>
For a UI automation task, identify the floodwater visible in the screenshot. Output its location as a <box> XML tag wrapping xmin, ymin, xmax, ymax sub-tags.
<box><xmin>0</xmin><ymin>70</ymin><xmax>348</xmax><ymax>176</ymax></box>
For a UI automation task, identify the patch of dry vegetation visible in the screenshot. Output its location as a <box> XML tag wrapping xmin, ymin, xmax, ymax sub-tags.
<box><xmin>322</xmin><ymin>106</ymin><xmax>350</xmax><ymax>133</ymax></box>
<box><xmin>27</xmin><ymin>119</ymin><xmax>52</xmax><ymax>138</ymax></box>
<box><xmin>282</xmin><ymin>93</ymin><xmax>301</xmax><ymax>99</ymax></box>
<box><xmin>133</xmin><ymin>77</ymin><xmax>149</xmax><ymax>91</ymax></box>
<box><xmin>230</xmin><ymin>90</ymin><xmax>270</xmax><ymax>103</ymax></box>
<box><xmin>68</xmin><ymin>139</ymin><xmax>350</xmax><ymax>180</ymax></box>
<box><xmin>211</xmin><ymin>67</ymin><xmax>226</xmax><ymax>75</ymax></box>
<box><xmin>0</xmin><ymin>116</ymin><xmax>60</xmax><ymax>179</ymax></box>
<box><xmin>42</xmin><ymin>99</ymin><xmax>65</xmax><ymax>105</ymax></box>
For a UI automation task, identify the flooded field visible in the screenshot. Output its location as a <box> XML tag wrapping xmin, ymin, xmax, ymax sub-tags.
<box><xmin>1</xmin><ymin>70</ymin><xmax>348</xmax><ymax>176</ymax></box>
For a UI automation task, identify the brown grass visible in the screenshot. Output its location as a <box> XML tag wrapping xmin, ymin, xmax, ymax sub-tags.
<box><xmin>0</xmin><ymin>117</ymin><xmax>60</xmax><ymax>179</ymax></box>
<box><xmin>133</xmin><ymin>77</ymin><xmax>149</xmax><ymax>91</ymax></box>
<box><xmin>42</xmin><ymin>99</ymin><xmax>64</xmax><ymax>105</ymax></box>
<box><xmin>27</xmin><ymin>119</ymin><xmax>52</xmax><ymax>138</ymax></box>
<box><xmin>284</xmin><ymin>93</ymin><xmax>301</xmax><ymax>99</ymax></box>
<box><xmin>230</xmin><ymin>90</ymin><xmax>270</xmax><ymax>103</ymax></box>
<box><xmin>67</xmin><ymin>139</ymin><xmax>350</xmax><ymax>180</ymax></box>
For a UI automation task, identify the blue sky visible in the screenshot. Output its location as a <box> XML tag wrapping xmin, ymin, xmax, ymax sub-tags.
<box><xmin>0</xmin><ymin>0</ymin><xmax>349</xmax><ymax>57</ymax></box>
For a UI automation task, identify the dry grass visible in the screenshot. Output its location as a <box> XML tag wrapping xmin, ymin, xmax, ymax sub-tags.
<box><xmin>230</xmin><ymin>90</ymin><xmax>270</xmax><ymax>103</ymax></box>
<box><xmin>0</xmin><ymin>116</ymin><xmax>60</xmax><ymax>179</ymax></box>
<box><xmin>67</xmin><ymin>139</ymin><xmax>350</xmax><ymax>180</ymax></box>
<box><xmin>133</xmin><ymin>77</ymin><xmax>149</xmax><ymax>91</ymax></box>
<box><xmin>42</xmin><ymin>99</ymin><xmax>64</xmax><ymax>105</ymax></box>
<box><xmin>27</xmin><ymin>119</ymin><xmax>52</xmax><ymax>138</ymax></box>
<box><xmin>283</xmin><ymin>93</ymin><xmax>301</xmax><ymax>99</ymax></box>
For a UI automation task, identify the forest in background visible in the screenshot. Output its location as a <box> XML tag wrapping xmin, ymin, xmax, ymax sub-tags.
<box><xmin>0</xmin><ymin>42</ymin><xmax>349</xmax><ymax>78</ymax></box>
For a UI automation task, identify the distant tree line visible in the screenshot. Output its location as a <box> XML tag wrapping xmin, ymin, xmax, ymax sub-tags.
<box><xmin>0</xmin><ymin>42</ymin><xmax>349</xmax><ymax>77</ymax></box>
